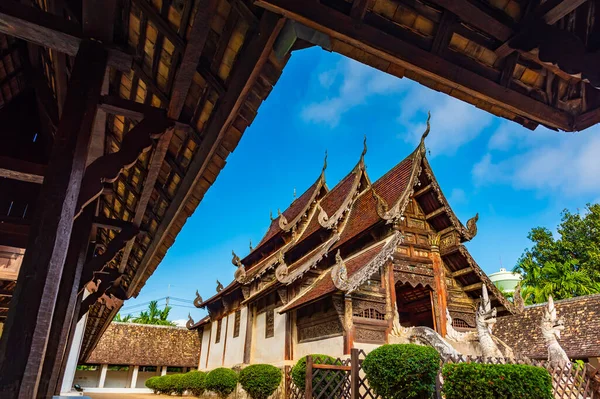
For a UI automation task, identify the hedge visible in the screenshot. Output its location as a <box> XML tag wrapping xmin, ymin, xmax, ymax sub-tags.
<box><xmin>145</xmin><ymin>376</ymin><xmax>160</xmax><ymax>393</ymax></box>
<box><xmin>442</xmin><ymin>363</ymin><xmax>553</xmax><ymax>399</ymax></box>
<box><xmin>145</xmin><ymin>371</ymin><xmax>207</xmax><ymax>396</ymax></box>
<box><xmin>239</xmin><ymin>364</ymin><xmax>282</xmax><ymax>399</ymax></box>
<box><xmin>181</xmin><ymin>370</ymin><xmax>207</xmax><ymax>396</ymax></box>
<box><xmin>291</xmin><ymin>354</ymin><xmax>344</xmax><ymax>397</ymax></box>
<box><xmin>206</xmin><ymin>367</ymin><xmax>239</xmax><ymax>398</ymax></box>
<box><xmin>362</xmin><ymin>344</ymin><xmax>440</xmax><ymax>399</ymax></box>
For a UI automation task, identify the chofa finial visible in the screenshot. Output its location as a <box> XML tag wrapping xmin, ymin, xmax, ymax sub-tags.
<box><xmin>249</xmin><ymin>239</ymin><xmax>253</xmax><ymax>251</ymax></box>
<box><xmin>293</xmin><ymin>187</ymin><xmax>297</xmax><ymax>199</ymax></box>
<box><xmin>186</xmin><ymin>312</ymin><xmax>195</xmax><ymax>329</ymax></box>
<box><xmin>216</xmin><ymin>280</ymin><xmax>224</xmax><ymax>292</ymax></box>
<box><xmin>322</xmin><ymin>150</ymin><xmax>328</xmax><ymax>173</ymax></box>
<box><xmin>269</xmin><ymin>209</ymin><xmax>274</xmax><ymax>222</ymax></box>
<box><xmin>419</xmin><ymin>111</ymin><xmax>431</xmax><ymax>153</ymax></box>
<box><xmin>362</xmin><ymin>135</ymin><xmax>367</xmax><ymax>158</ymax></box>
<box><xmin>466</xmin><ymin>213</ymin><xmax>479</xmax><ymax>238</ymax></box>
<box><xmin>232</xmin><ymin>250</ymin><xmax>243</xmax><ymax>268</ymax></box>
<box><xmin>193</xmin><ymin>290</ymin><xmax>203</xmax><ymax>307</ymax></box>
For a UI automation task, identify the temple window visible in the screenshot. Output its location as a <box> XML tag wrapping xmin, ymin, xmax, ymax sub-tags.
<box><xmin>265</xmin><ymin>308</ymin><xmax>275</xmax><ymax>338</ymax></box>
<box><xmin>233</xmin><ymin>309</ymin><xmax>241</xmax><ymax>338</ymax></box>
<box><xmin>354</xmin><ymin>308</ymin><xmax>385</xmax><ymax>320</ymax></box>
<box><xmin>451</xmin><ymin>318</ymin><xmax>471</xmax><ymax>329</ymax></box>
<box><xmin>215</xmin><ymin>319</ymin><xmax>222</xmax><ymax>343</ymax></box>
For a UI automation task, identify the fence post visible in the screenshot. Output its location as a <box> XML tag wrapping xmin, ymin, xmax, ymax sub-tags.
<box><xmin>284</xmin><ymin>365</ymin><xmax>290</xmax><ymax>399</ymax></box>
<box><xmin>351</xmin><ymin>349</ymin><xmax>359</xmax><ymax>399</ymax></box>
<box><xmin>305</xmin><ymin>356</ymin><xmax>313</xmax><ymax>399</ymax></box>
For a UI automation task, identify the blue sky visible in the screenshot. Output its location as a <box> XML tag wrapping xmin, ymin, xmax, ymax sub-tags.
<box><xmin>120</xmin><ymin>47</ymin><xmax>600</xmax><ymax>323</ymax></box>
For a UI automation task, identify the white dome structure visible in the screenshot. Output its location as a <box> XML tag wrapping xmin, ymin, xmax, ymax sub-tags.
<box><xmin>489</xmin><ymin>268</ymin><xmax>522</xmax><ymax>293</ymax></box>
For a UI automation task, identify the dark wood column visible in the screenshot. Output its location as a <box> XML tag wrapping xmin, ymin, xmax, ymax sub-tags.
<box><xmin>0</xmin><ymin>40</ymin><xmax>107</xmax><ymax>399</ymax></box>
<box><xmin>37</xmin><ymin>204</ymin><xmax>95</xmax><ymax>398</ymax></box>
<box><xmin>343</xmin><ymin>295</ymin><xmax>354</xmax><ymax>354</ymax></box>
<box><xmin>429</xmin><ymin>234</ymin><xmax>448</xmax><ymax>337</ymax></box>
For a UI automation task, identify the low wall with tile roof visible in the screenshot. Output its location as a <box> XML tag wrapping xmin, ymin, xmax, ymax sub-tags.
<box><xmin>495</xmin><ymin>294</ymin><xmax>600</xmax><ymax>359</ymax></box>
<box><xmin>86</xmin><ymin>322</ymin><xmax>201</xmax><ymax>367</ymax></box>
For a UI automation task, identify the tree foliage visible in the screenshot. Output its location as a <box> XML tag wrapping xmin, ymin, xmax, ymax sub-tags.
<box><xmin>113</xmin><ymin>313</ymin><xmax>132</xmax><ymax>322</ymax></box>
<box><xmin>515</xmin><ymin>204</ymin><xmax>600</xmax><ymax>304</ymax></box>
<box><xmin>131</xmin><ymin>300</ymin><xmax>176</xmax><ymax>326</ymax></box>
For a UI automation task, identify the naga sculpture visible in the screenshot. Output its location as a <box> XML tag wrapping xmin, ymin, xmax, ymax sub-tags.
<box><xmin>541</xmin><ymin>296</ymin><xmax>571</xmax><ymax>368</ymax></box>
<box><xmin>513</xmin><ymin>283</ymin><xmax>525</xmax><ymax>313</ymax></box>
<box><xmin>476</xmin><ymin>284</ymin><xmax>504</xmax><ymax>359</ymax></box>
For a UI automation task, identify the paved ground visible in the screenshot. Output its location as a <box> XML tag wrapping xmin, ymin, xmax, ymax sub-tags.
<box><xmin>87</xmin><ymin>394</ymin><xmax>158</xmax><ymax>399</ymax></box>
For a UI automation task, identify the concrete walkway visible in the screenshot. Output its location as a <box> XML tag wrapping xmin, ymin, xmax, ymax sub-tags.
<box><xmin>88</xmin><ymin>394</ymin><xmax>158</xmax><ymax>399</ymax></box>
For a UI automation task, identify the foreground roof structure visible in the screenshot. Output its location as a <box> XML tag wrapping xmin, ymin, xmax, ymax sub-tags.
<box><xmin>0</xmin><ymin>0</ymin><xmax>597</xmax><ymax>396</ymax></box>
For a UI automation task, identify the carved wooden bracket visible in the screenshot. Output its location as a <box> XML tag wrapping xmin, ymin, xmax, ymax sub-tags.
<box><xmin>78</xmin><ymin>223</ymin><xmax>139</xmax><ymax>293</ymax></box>
<box><xmin>78</xmin><ymin>267</ymin><xmax>127</xmax><ymax>320</ymax></box>
<box><xmin>75</xmin><ymin>113</ymin><xmax>174</xmax><ymax>218</ymax></box>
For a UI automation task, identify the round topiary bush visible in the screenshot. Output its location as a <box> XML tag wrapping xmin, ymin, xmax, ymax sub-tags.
<box><xmin>291</xmin><ymin>354</ymin><xmax>344</xmax><ymax>398</ymax></box>
<box><xmin>239</xmin><ymin>364</ymin><xmax>282</xmax><ymax>399</ymax></box>
<box><xmin>145</xmin><ymin>376</ymin><xmax>160</xmax><ymax>393</ymax></box>
<box><xmin>181</xmin><ymin>370</ymin><xmax>207</xmax><ymax>396</ymax></box>
<box><xmin>155</xmin><ymin>374</ymin><xmax>175</xmax><ymax>395</ymax></box>
<box><xmin>205</xmin><ymin>367</ymin><xmax>239</xmax><ymax>398</ymax></box>
<box><xmin>362</xmin><ymin>344</ymin><xmax>440</xmax><ymax>399</ymax></box>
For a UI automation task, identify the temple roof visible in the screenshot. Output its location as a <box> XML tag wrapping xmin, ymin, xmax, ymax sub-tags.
<box><xmin>279</xmin><ymin>240</ymin><xmax>388</xmax><ymax>313</ymax></box>
<box><xmin>494</xmin><ymin>294</ymin><xmax>600</xmax><ymax>359</ymax></box>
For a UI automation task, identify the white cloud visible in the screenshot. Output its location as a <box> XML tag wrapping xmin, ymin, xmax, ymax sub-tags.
<box><xmin>301</xmin><ymin>59</ymin><xmax>407</xmax><ymax>127</ymax></box>
<box><xmin>473</xmin><ymin>123</ymin><xmax>600</xmax><ymax>197</ymax></box>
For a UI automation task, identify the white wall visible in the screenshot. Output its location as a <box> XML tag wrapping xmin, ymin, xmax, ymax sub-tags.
<box><xmin>136</xmin><ymin>370</ymin><xmax>159</xmax><ymax>388</ymax></box>
<box><xmin>207</xmin><ymin>317</ymin><xmax>226</xmax><ymax>369</ymax></box>
<box><xmin>252</xmin><ymin>307</ymin><xmax>285</xmax><ymax>365</ymax></box>
<box><xmin>295</xmin><ymin>336</ymin><xmax>344</xmax><ymax>361</ymax></box>
<box><xmin>353</xmin><ymin>342</ymin><xmax>380</xmax><ymax>355</ymax></box>
<box><xmin>105</xmin><ymin>370</ymin><xmax>129</xmax><ymax>388</ymax></box>
<box><xmin>73</xmin><ymin>369</ymin><xmax>100</xmax><ymax>388</ymax></box>
<box><xmin>223</xmin><ymin>307</ymin><xmax>247</xmax><ymax>367</ymax></box>
<box><xmin>199</xmin><ymin>324</ymin><xmax>212</xmax><ymax>370</ymax></box>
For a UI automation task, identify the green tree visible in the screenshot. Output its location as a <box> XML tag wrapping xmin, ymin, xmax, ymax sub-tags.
<box><xmin>131</xmin><ymin>300</ymin><xmax>176</xmax><ymax>326</ymax></box>
<box><xmin>113</xmin><ymin>313</ymin><xmax>132</xmax><ymax>322</ymax></box>
<box><xmin>515</xmin><ymin>204</ymin><xmax>600</xmax><ymax>304</ymax></box>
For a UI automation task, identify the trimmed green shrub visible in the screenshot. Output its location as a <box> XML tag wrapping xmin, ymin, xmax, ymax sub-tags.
<box><xmin>205</xmin><ymin>367</ymin><xmax>239</xmax><ymax>398</ymax></box>
<box><xmin>145</xmin><ymin>376</ymin><xmax>160</xmax><ymax>393</ymax></box>
<box><xmin>171</xmin><ymin>373</ymin><xmax>185</xmax><ymax>395</ymax></box>
<box><xmin>291</xmin><ymin>354</ymin><xmax>344</xmax><ymax>397</ymax></box>
<box><xmin>154</xmin><ymin>374</ymin><xmax>175</xmax><ymax>395</ymax></box>
<box><xmin>362</xmin><ymin>344</ymin><xmax>440</xmax><ymax>399</ymax></box>
<box><xmin>182</xmin><ymin>370</ymin><xmax>207</xmax><ymax>396</ymax></box>
<box><xmin>239</xmin><ymin>364</ymin><xmax>282</xmax><ymax>399</ymax></box>
<box><xmin>442</xmin><ymin>363</ymin><xmax>553</xmax><ymax>399</ymax></box>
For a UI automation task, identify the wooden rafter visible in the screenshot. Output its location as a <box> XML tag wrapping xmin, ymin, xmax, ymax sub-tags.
<box><xmin>0</xmin><ymin>156</ymin><xmax>46</xmax><ymax>184</ymax></box>
<box><xmin>0</xmin><ymin>2</ymin><xmax>132</xmax><ymax>71</ymax></box>
<box><xmin>254</xmin><ymin>0</ymin><xmax>573</xmax><ymax>130</ymax></box>
<box><xmin>127</xmin><ymin>11</ymin><xmax>286</xmax><ymax>297</ymax></box>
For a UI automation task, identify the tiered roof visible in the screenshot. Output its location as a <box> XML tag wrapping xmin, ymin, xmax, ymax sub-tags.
<box><xmin>193</xmin><ymin>122</ymin><xmax>514</xmax><ymax>322</ymax></box>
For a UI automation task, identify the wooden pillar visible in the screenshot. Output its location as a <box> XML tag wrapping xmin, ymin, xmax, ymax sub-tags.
<box><xmin>243</xmin><ymin>305</ymin><xmax>254</xmax><ymax>364</ymax></box>
<box><xmin>161</xmin><ymin>366</ymin><xmax>167</xmax><ymax>376</ymax></box>
<box><xmin>430</xmin><ymin>234</ymin><xmax>448</xmax><ymax>336</ymax></box>
<box><xmin>305</xmin><ymin>356</ymin><xmax>313</xmax><ymax>399</ymax></box>
<box><xmin>343</xmin><ymin>294</ymin><xmax>354</xmax><ymax>354</ymax></box>
<box><xmin>0</xmin><ymin>40</ymin><xmax>107</xmax><ymax>399</ymax></box>
<box><xmin>350</xmin><ymin>349</ymin><xmax>359</xmax><ymax>399</ymax></box>
<box><xmin>383</xmin><ymin>262</ymin><xmax>396</xmax><ymax>339</ymax></box>
<box><xmin>98</xmin><ymin>364</ymin><xmax>108</xmax><ymax>388</ymax></box>
<box><xmin>284</xmin><ymin>311</ymin><xmax>293</xmax><ymax>361</ymax></box>
<box><xmin>38</xmin><ymin>204</ymin><xmax>95</xmax><ymax>398</ymax></box>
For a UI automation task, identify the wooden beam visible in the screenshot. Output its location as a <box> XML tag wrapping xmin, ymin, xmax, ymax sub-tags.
<box><xmin>574</xmin><ymin>107</ymin><xmax>600</xmax><ymax>131</ymax></box>
<box><xmin>0</xmin><ymin>220</ymin><xmax>30</xmax><ymax>249</ymax></box>
<box><xmin>350</xmin><ymin>0</ymin><xmax>372</xmax><ymax>21</ymax></box>
<box><xmin>463</xmin><ymin>282</ymin><xmax>483</xmax><ymax>292</ymax></box>
<box><xmin>131</xmin><ymin>0</ymin><xmax>185</xmax><ymax>51</ymax></box>
<box><xmin>118</xmin><ymin>0</ymin><xmax>217</xmax><ymax>275</ymax></box>
<box><xmin>0</xmin><ymin>2</ymin><xmax>131</xmax><ymax>71</ymax></box>
<box><xmin>99</xmin><ymin>95</ymin><xmax>165</xmax><ymax>120</ymax></box>
<box><xmin>0</xmin><ymin>290</ymin><xmax>12</xmax><ymax>297</ymax></box>
<box><xmin>254</xmin><ymin>0</ymin><xmax>573</xmax><ymax>130</ymax></box>
<box><xmin>451</xmin><ymin>267</ymin><xmax>473</xmax><ymax>278</ymax></box>
<box><xmin>0</xmin><ymin>156</ymin><xmax>46</xmax><ymax>184</ymax></box>
<box><xmin>425</xmin><ymin>207</ymin><xmax>445</xmax><ymax>220</ymax></box>
<box><xmin>128</xmin><ymin>11</ymin><xmax>286</xmax><ymax>296</ymax></box>
<box><xmin>0</xmin><ymin>40</ymin><xmax>106</xmax><ymax>399</ymax></box>
<box><xmin>427</xmin><ymin>0</ymin><xmax>512</xmax><ymax>42</ymax></box>
<box><xmin>537</xmin><ymin>0</ymin><xmax>588</xmax><ymax>24</ymax></box>
<box><xmin>430</xmin><ymin>11</ymin><xmax>455</xmax><ymax>55</ymax></box>
<box><xmin>412</xmin><ymin>183</ymin><xmax>433</xmax><ymax>198</ymax></box>
<box><xmin>93</xmin><ymin>215</ymin><xmax>134</xmax><ymax>232</ymax></box>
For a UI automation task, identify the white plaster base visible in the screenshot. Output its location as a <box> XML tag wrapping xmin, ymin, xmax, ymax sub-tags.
<box><xmin>82</xmin><ymin>387</ymin><xmax>153</xmax><ymax>394</ymax></box>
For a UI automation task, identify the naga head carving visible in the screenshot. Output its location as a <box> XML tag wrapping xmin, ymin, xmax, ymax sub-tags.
<box><xmin>194</xmin><ymin>290</ymin><xmax>203</xmax><ymax>307</ymax></box>
<box><xmin>418</xmin><ymin>111</ymin><xmax>431</xmax><ymax>154</ymax></box>
<box><xmin>466</xmin><ymin>213</ymin><xmax>479</xmax><ymax>238</ymax></box>
<box><xmin>231</xmin><ymin>250</ymin><xmax>243</xmax><ymax>268</ymax></box>
<box><xmin>216</xmin><ymin>280</ymin><xmax>224</xmax><ymax>292</ymax></box>
<box><xmin>542</xmin><ymin>296</ymin><xmax>565</xmax><ymax>340</ymax></box>
<box><xmin>513</xmin><ymin>283</ymin><xmax>525</xmax><ymax>313</ymax></box>
<box><xmin>186</xmin><ymin>313</ymin><xmax>195</xmax><ymax>329</ymax></box>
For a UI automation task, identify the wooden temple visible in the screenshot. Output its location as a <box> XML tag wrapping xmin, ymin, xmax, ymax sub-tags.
<box><xmin>0</xmin><ymin>0</ymin><xmax>598</xmax><ymax>396</ymax></box>
<box><xmin>188</xmin><ymin>128</ymin><xmax>515</xmax><ymax>368</ymax></box>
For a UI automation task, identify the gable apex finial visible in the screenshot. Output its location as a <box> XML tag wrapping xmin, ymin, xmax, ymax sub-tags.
<box><xmin>362</xmin><ymin>135</ymin><xmax>367</xmax><ymax>158</ymax></box>
<box><xmin>322</xmin><ymin>150</ymin><xmax>328</xmax><ymax>173</ymax></box>
<box><xmin>419</xmin><ymin>111</ymin><xmax>431</xmax><ymax>154</ymax></box>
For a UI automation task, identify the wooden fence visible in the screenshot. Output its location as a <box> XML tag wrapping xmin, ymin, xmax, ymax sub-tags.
<box><xmin>284</xmin><ymin>350</ymin><xmax>600</xmax><ymax>399</ymax></box>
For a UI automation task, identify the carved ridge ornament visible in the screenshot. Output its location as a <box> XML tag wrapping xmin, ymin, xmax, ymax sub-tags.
<box><xmin>186</xmin><ymin>313</ymin><xmax>195</xmax><ymax>329</ymax></box>
<box><xmin>194</xmin><ymin>290</ymin><xmax>203</xmax><ymax>307</ymax></box>
<box><xmin>318</xmin><ymin>138</ymin><xmax>367</xmax><ymax>230</ymax></box>
<box><xmin>331</xmin><ymin>250</ymin><xmax>349</xmax><ymax>290</ymax></box>
<box><xmin>373</xmin><ymin>114</ymin><xmax>430</xmax><ymax>225</ymax></box>
<box><xmin>332</xmin><ymin>231</ymin><xmax>403</xmax><ymax>293</ymax></box>
<box><xmin>278</xmin><ymin>151</ymin><xmax>327</xmax><ymax>232</ymax></box>
<box><xmin>75</xmin><ymin>114</ymin><xmax>174</xmax><ymax>218</ymax></box>
<box><xmin>216</xmin><ymin>280</ymin><xmax>224</xmax><ymax>292</ymax></box>
<box><xmin>232</xmin><ymin>250</ymin><xmax>247</xmax><ymax>283</ymax></box>
<box><xmin>276</xmin><ymin>234</ymin><xmax>340</xmax><ymax>284</ymax></box>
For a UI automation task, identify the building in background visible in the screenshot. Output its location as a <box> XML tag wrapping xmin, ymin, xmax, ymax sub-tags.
<box><xmin>70</xmin><ymin>322</ymin><xmax>200</xmax><ymax>395</ymax></box>
<box><xmin>489</xmin><ymin>268</ymin><xmax>522</xmax><ymax>293</ymax></box>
